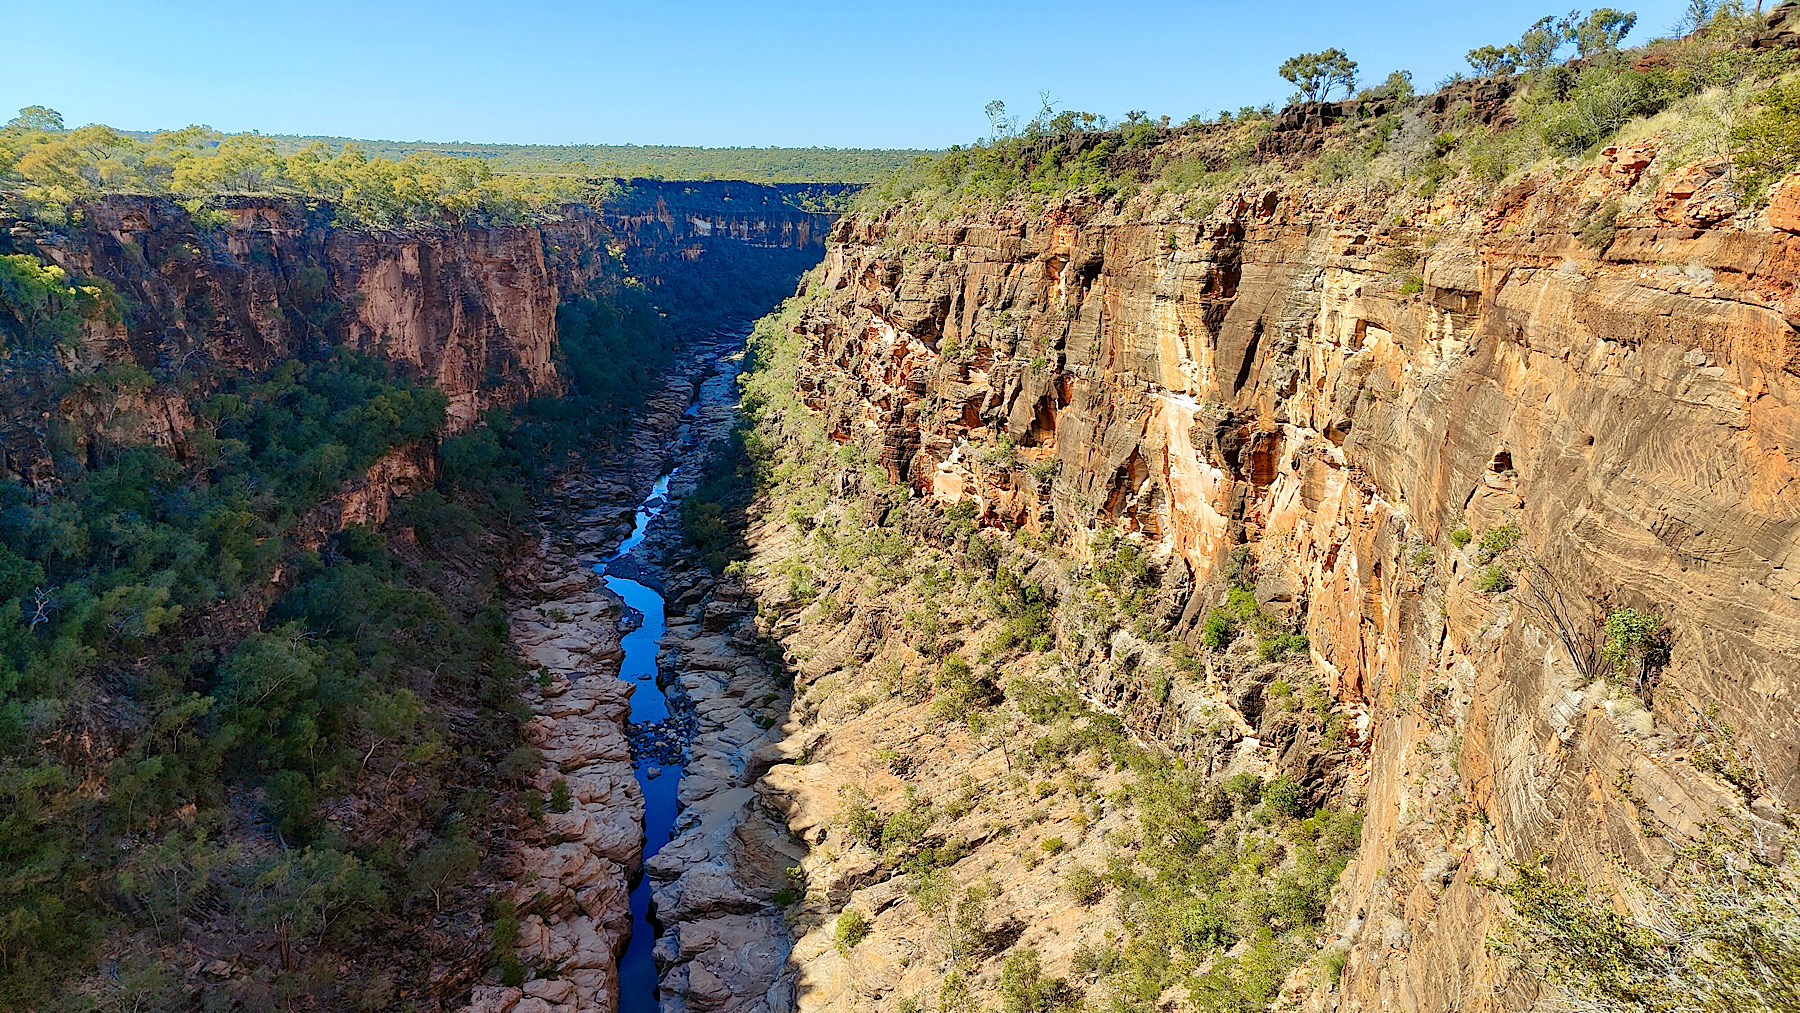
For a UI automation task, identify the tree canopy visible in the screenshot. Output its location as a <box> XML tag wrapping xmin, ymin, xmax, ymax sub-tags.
<box><xmin>1279</xmin><ymin>49</ymin><xmax>1360</xmax><ymax>102</ymax></box>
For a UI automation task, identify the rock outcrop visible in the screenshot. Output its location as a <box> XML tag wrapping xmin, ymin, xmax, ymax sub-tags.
<box><xmin>769</xmin><ymin>141</ymin><xmax>1800</xmax><ymax>1011</ymax></box>
<box><xmin>0</xmin><ymin>183</ymin><xmax>841</xmax><ymax>484</ymax></box>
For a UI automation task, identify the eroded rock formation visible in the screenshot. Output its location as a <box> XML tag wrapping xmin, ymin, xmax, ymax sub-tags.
<box><xmin>770</xmin><ymin>144</ymin><xmax>1800</xmax><ymax>1010</ymax></box>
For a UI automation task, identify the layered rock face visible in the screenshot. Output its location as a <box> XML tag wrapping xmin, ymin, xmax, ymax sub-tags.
<box><xmin>789</xmin><ymin>160</ymin><xmax>1800</xmax><ymax>1009</ymax></box>
<box><xmin>0</xmin><ymin>183</ymin><xmax>842</xmax><ymax>479</ymax></box>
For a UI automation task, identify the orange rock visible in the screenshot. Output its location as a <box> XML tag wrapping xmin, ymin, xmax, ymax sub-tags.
<box><xmin>1767</xmin><ymin>171</ymin><xmax>1800</xmax><ymax>233</ymax></box>
<box><xmin>1651</xmin><ymin>158</ymin><xmax>1736</xmax><ymax>225</ymax></box>
<box><xmin>1599</xmin><ymin>140</ymin><xmax>1658</xmax><ymax>187</ymax></box>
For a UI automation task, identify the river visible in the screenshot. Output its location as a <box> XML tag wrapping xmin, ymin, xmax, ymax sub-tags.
<box><xmin>603</xmin><ymin>393</ymin><xmax>708</xmax><ymax>1010</ymax></box>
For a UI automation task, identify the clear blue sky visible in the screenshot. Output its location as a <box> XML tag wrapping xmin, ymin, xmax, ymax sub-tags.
<box><xmin>3</xmin><ymin>0</ymin><xmax>1692</xmax><ymax>150</ymax></box>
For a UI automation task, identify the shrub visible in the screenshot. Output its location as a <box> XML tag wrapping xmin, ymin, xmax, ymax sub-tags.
<box><xmin>1731</xmin><ymin>79</ymin><xmax>1800</xmax><ymax>199</ymax></box>
<box><xmin>1600</xmin><ymin>608</ymin><xmax>1666</xmax><ymax>684</ymax></box>
<box><xmin>1202</xmin><ymin>608</ymin><xmax>1237</xmax><ymax>651</ymax></box>
<box><xmin>1064</xmin><ymin>864</ymin><xmax>1106</xmax><ymax>905</ymax></box>
<box><xmin>1496</xmin><ymin>836</ymin><xmax>1800</xmax><ymax>1013</ymax></box>
<box><xmin>1475</xmin><ymin>563</ymin><xmax>1513</xmax><ymax>593</ymax></box>
<box><xmin>1223</xmin><ymin>772</ymin><xmax>1265</xmax><ymax>809</ymax></box>
<box><xmin>1202</xmin><ymin>587</ymin><xmax>1261</xmax><ymax>651</ymax></box>
<box><xmin>1579</xmin><ymin>199</ymin><xmax>1622</xmax><ymax>251</ymax></box>
<box><xmin>833</xmin><ymin>908</ymin><xmax>870</xmax><ymax>951</ymax></box>
<box><xmin>837</xmin><ymin>786</ymin><xmax>886</xmax><ymax>848</ymax></box>
<box><xmin>998</xmin><ymin>948</ymin><xmax>1067</xmax><ymax>1013</ymax></box>
<box><xmin>1451</xmin><ymin>526</ymin><xmax>1473</xmax><ymax>548</ymax></box>
<box><xmin>1259</xmin><ymin>632</ymin><xmax>1310</xmax><ymax>663</ymax></box>
<box><xmin>881</xmin><ymin>806</ymin><xmax>933</xmax><ymax>857</ymax></box>
<box><xmin>1262</xmin><ymin>776</ymin><xmax>1307</xmax><ymax>821</ymax></box>
<box><xmin>549</xmin><ymin>779</ymin><xmax>572</xmax><ymax>814</ymax></box>
<box><xmin>1477</xmin><ymin>522</ymin><xmax>1522</xmax><ymax>562</ymax></box>
<box><xmin>1536</xmin><ymin>65</ymin><xmax>1675</xmax><ymax>155</ymax></box>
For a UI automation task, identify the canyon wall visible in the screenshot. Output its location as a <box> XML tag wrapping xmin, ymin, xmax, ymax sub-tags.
<box><xmin>782</xmin><ymin>154</ymin><xmax>1800</xmax><ymax>1009</ymax></box>
<box><xmin>0</xmin><ymin>182</ymin><xmax>839</xmax><ymax>485</ymax></box>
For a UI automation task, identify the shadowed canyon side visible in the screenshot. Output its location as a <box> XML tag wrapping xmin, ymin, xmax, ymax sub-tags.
<box><xmin>662</xmin><ymin>104</ymin><xmax>1800</xmax><ymax>1012</ymax></box>
<box><xmin>0</xmin><ymin>178</ymin><xmax>837</xmax><ymax>1010</ymax></box>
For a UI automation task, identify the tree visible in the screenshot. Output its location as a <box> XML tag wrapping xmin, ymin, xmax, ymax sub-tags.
<box><xmin>1279</xmin><ymin>49</ymin><xmax>1359</xmax><ymax>102</ymax></box>
<box><xmin>1515</xmin><ymin>13</ymin><xmax>1579</xmax><ymax>71</ymax></box>
<box><xmin>5</xmin><ymin>107</ymin><xmax>63</xmax><ymax>132</ymax></box>
<box><xmin>1573</xmin><ymin>8</ymin><xmax>1638</xmax><ymax>56</ymax></box>
<box><xmin>985</xmin><ymin>99</ymin><xmax>1014</xmax><ymax>140</ymax></box>
<box><xmin>241</xmin><ymin>847</ymin><xmax>384</xmax><ymax>969</ymax></box>
<box><xmin>407</xmin><ymin>834</ymin><xmax>479</xmax><ymax>911</ymax></box>
<box><xmin>1468</xmin><ymin>43</ymin><xmax>1520</xmax><ymax>77</ymax></box>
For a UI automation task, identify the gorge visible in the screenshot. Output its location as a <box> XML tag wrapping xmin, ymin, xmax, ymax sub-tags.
<box><xmin>5</xmin><ymin>8</ymin><xmax>1800</xmax><ymax>1012</ymax></box>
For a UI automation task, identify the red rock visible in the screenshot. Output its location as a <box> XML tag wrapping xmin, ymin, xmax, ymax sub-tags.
<box><xmin>1768</xmin><ymin>171</ymin><xmax>1800</xmax><ymax>233</ymax></box>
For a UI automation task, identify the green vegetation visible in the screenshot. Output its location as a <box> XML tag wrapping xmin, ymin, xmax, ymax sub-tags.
<box><xmin>998</xmin><ymin>948</ymin><xmax>1074</xmax><ymax>1013</ymax></box>
<box><xmin>1201</xmin><ymin>581</ymin><xmax>1309</xmax><ymax>663</ymax></box>
<box><xmin>259</xmin><ymin>134</ymin><xmax>927</xmax><ymax>184</ymax></box>
<box><xmin>857</xmin><ymin>5</ymin><xmax>1800</xmax><ymax>223</ymax></box>
<box><xmin>1497</xmin><ymin>826</ymin><xmax>1800</xmax><ymax>1013</ymax></box>
<box><xmin>0</xmin><ymin>134</ymin><xmax>720</xmax><ymax>999</ymax></box>
<box><xmin>833</xmin><ymin>907</ymin><xmax>870</xmax><ymax>951</ymax></box>
<box><xmin>1601</xmin><ymin>607</ymin><xmax>1667</xmax><ymax>687</ymax></box>
<box><xmin>1468</xmin><ymin>10</ymin><xmax>1638</xmax><ymax>77</ymax></box>
<box><xmin>0</xmin><ymin>252</ymin><xmax>121</xmax><ymax>350</ymax></box>
<box><xmin>1476</xmin><ymin>562</ymin><xmax>1514</xmax><ymax>592</ymax></box>
<box><xmin>1730</xmin><ymin>78</ymin><xmax>1800</xmax><ymax>197</ymax></box>
<box><xmin>1477</xmin><ymin>522</ymin><xmax>1523</xmax><ymax>562</ymax></box>
<box><xmin>0</xmin><ymin>111</ymin><xmax>615</xmax><ymax>227</ymax></box>
<box><xmin>0</xmin><ymin>345</ymin><xmax>551</xmax><ymax>1003</ymax></box>
<box><xmin>1097</xmin><ymin>761</ymin><xmax>1363</xmax><ymax>1012</ymax></box>
<box><xmin>1279</xmin><ymin>49</ymin><xmax>1360</xmax><ymax>102</ymax></box>
<box><xmin>1</xmin><ymin>107</ymin><xmax>911</xmax><ymax>227</ymax></box>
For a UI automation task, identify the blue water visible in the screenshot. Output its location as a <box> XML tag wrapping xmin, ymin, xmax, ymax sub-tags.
<box><xmin>599</xmin><ymin>470</ymin><xmax>683</xmax><ymax>1011</ymax></box>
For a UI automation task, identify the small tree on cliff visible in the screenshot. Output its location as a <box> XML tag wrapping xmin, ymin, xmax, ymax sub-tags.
<box><xmin>1279</xmin><ymin>49</ymin><xmax>1359</xmax><ymax>103</ymax></box>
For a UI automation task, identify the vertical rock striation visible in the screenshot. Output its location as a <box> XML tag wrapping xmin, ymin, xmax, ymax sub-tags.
<box><xmin>779</xmin><ymin>152</ymin><xmax>1800</xmax><ymax>1010</ymax></box>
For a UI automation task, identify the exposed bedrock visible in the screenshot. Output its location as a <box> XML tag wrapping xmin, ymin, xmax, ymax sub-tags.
<box><xmin>783</xmin><ymin>157</ymin><xmax>1800</xmax><ymax>1010</ymax></box>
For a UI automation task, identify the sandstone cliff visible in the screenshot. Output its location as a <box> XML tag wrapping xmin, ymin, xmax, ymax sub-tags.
<box><xmin>735</xmin><ymin>130</ymin><xmax>1800</xmax><ymax>1011</ymax></box>
<box><xmin>0</xmin><ymin>182</ymin><xmax>837</xmax><ymax>503</ymax></box>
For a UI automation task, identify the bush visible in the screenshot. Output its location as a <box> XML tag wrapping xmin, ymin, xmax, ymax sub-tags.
<box><xmin>1475</xmin><ymin>563</ymin><xmax>1513</xmax><ymax>593</ymax></box>
<box><xmin>1262</xmin><ymin>776</ymin><xmax>1307</xmax><ymax>821</ymax></box>
<box><xmin>1223</xmin><ymin>772</ymin><xmax>1265</xmax><ymax>809</ymax></box>
<box><xmin>1451</xmin><ymin>526</ymin><xmax>1473</xmax><ymax>548</ymax></box>
<box><xmin>837</xmin><ymin>786</ymin><xmax>886</xmax><ymax>848</ymax></box>
<box><xmin>1535</xmin><ymin>65</ymin><xmax>1675</xmax><ymax>155</ymax></box>
<box><xmin>1477</xmin><ymin>522</ymin><xmax>1522</xmax><ymax>562</ymax></box>
<box><xmin>549</xmin><ymin>779</ymin><xmax>572</xmax><ymax>814</ymax></box>
<box><xmin>998</xmin><ymin>947</ymin><xmax>1067</xmax><ymax>1013</ymax></box>
<box><xmin>1579</xmin><ymin>199</ymin><xmax>1622</xmax><ymax>251</ymax></box>
<box><xmin>1731</xmin><ymin>79</ymin><xmax>1800</xmax><ymax>199</ymax></box>
<box><xmin>1202</xmin><ymin>587</ymin><xmax>1260</xmax><ymax>651</ymax></box>
<box><xmin>1601</xmin><ymin>607</ymin><xmax>1666</xmax><ymax>684</ymax></box>
<box><xmin>1064</xmin><ymin>864</ymin><xmax>1106</xmax><ymax>905</ymax></box>
<box><xmin>833</xmin><ymin>908</ymin><xmax>870</xmax><ymax>951</ymax></box>
<box><xmin>1259</xmin><ymin>632</ymin><xmax>1310</xmax><ymax>663</ymax></box>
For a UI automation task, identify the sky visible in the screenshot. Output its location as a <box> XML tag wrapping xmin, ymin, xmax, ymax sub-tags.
<box><xmin>3</xmin><ymin>0</ymin><xmax>1695</xmax><ymax>150</ymax></box>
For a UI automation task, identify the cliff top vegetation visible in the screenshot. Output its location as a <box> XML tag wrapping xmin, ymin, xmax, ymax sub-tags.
<box><xmin>858</xmin><ymin>1</ymin><xmax>1800</xmax><ymax>220</ymax></box>
<box><xmin>0</xmin><ymin>112</ymin><xmax>898</xmax><ymax>229</ymax></box>
<box><xmin>256</xmin><ymin>135</ymin><xmax>929</xmax><ymax>184</ymax></box>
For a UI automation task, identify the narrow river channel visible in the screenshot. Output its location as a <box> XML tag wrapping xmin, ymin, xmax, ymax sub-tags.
<box><xmin>598</xmin><ymin>465</ymin><xmax>679</xmax><ymax>1010</ymax></box>
<box><xmin>604</xmin><ymin>382</ymin><xmax>715</xmax><ymax>1010</ymax></box>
